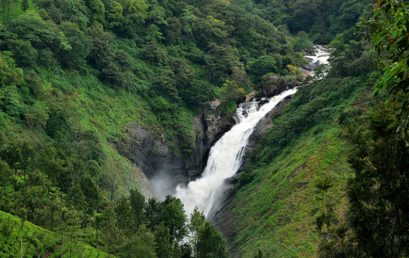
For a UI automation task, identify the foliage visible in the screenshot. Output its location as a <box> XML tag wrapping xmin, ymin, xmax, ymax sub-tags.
<box><xmin>370</xmin><ymin>0</ymin><xmax>409</xmax><ymax>142</ymax></box>
<box><xmin>318</xmin><ymin>1</ymin><xmax>409</xmax><ymax>257</ymax></box>
<box><xmin>230</xmin><ymin>72</ymin><xmax>370</xmax><ymax>258</ymax></box>
<box><xmin>348</xmin><ymin>101</ymin><xmax>409</xmax><ymax>257</ymax></box>
<box><xmin>258</xmin><ymin>0</ymin><xmax>373</xmax><ymax>43</ymax></box>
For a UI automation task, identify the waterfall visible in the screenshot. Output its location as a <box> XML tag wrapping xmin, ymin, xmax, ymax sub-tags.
<box><xmin>175</xmin><ymin>89</ymin><xmax>297</xmax><ymax>217</ymax></box>
<box><xmin>174</xmin><ymin>46</ymin><xmax>330</xmax><ymax>218</ymax></box>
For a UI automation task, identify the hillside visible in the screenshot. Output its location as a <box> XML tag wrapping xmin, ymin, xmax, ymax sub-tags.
<box><xmin>215</xmin><ymin>1</ymin><xmax>409</xmax><ymax>257</ymax></box>
<box><xmin>217</xmin><ymin>41</ymin><xmax>376</xmax><ymax>256</ymax></box>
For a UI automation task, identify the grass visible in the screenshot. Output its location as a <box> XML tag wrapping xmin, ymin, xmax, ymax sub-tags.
<box><xmin>227</xmin><ymin>75</ymin><xmax>371</xmax><ymax>257</ymax></box>
<box><xmin>232</xmin><ymin>127</ymin><xmax>352</xmax><ymax>257</ymax></box>
<box><xmin>0</xmin><ymin>210</ymin><xmax>114</xmax><ymax>257</ymax></box>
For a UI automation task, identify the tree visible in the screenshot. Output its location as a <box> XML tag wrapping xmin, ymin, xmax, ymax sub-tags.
<box><xmin>370</xmin><ymin>0</ymin><xmax>409</xmax><ymax>142</ymax></box>
<box><xmin>159</xmin><ymin>196</ymin><xmax>187</xmax><ymax>243</ymax></box>
<box><xmin>86</xmin><ymin>0</ymin><xmax>105</xmax><ymax>23</ymax></box>
<box><xmin>21</xmin><ymin>0</ymin><xmax>29</xmax><ymax>12</ymax></box>
<box><xmin>205</xmin><ymin>44</ymin><xmax>240</xmax><ymax>85</ymax></box>
<box><xmin>0</xmin><ymin>51</ymin><xmax>24</xmax><ymax>87</ymax></box>
<box><xmin>165</xmin><ymin>17</ymin><xmax>182</xmax><ymax>44</ymax></box>
<box><xmin>58</xmin><ymin>22</ymin><xmax>90</xmax><ymax>68</ymax></box>
<box><xmin>152</xmin><ymin>70</ymin><xmax>180</xmax><ymax>101</ymax></box>
<box><xmin>197</xmin><ymin>222</ymin><xmax>228</xmax><ymax>258</ymax></box>
<box><xmin>247</xmin><ymin>55</ymin><xmax>279</xmax><ymax>82</ymax></box>
<box><xmin>24</xmin><ymin>101</ymin><xmax>49</xmax><ymax>129</ymax></box>
<box><xmin>114</xmin><ymin>196</ymin><xmax>133</xmax><ymax>233</ymax></box>
<box><xmin>345</xmin><ymin>102</ymin><xmax>409</xmax><ymax>257</ymax></box>
<box><xmin>6</xmin><ymin>39</ymin><xmax>38</xmax><ymax>67</ymax></box>
<box><xmin>121</xmin><ymin>226</ymin><xmax>157</xmax><ymax>258</ymax></box>
<box><xmin>189</xmin><ymin>209</ymin><xmax>205</xmax><ymax>257</ymax></box>
<box><xmin>129</xmin><ymin>189</ymin><xmax>145</xmax><ymax>229</ymax></box>
<box><xmin>154</xmin><ymin>223</ymin><xmax>174</xmax><ymax>258</ymax></box>
<box><xmin>188</xmin><ymin>209</ymin><xmax>228</xmax><ymax>258</ymax></box>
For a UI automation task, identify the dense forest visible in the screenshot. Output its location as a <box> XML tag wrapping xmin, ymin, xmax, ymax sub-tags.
<box><xmin>0</xmin><ymin>0</ymin><xmax>408</xmax><ymax>257</ymax></box>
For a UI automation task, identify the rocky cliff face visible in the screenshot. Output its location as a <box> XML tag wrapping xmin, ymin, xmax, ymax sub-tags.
<box><xmin>243</xmin><ymin>95</ymin><xmax>294</xmax><ymax>167</ymax></box>
<box><xmin>114</xmin><ymin>123</ymin><xmax>189</xmax><ymax>182</ymax></box>
<box><xmin>193</xmin><ymin>101</ymin><xmax>236</xmax><ymax>177</ymax></box>
<box><xmin>113</xmin><ymin>101</ymin><xmax>235</xmax><ymax>195</ymax></box>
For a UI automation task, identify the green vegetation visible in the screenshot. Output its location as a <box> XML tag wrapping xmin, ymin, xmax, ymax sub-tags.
<box><xmin>228</xmin><ymin>17</ymin><xmax>378</xmax><ymax>257</ymax></box>
<box><xmin>256</xmin><ymin>0</ymin><xmax>373</xmax><ymax>43</ymax></box>
<box><xmin>227</xmin><ymin>1</ymin><xmax>409</xmax><ymax>257</ymax></box>
<box><xmin>2</xmin><ymin>0</ymin><xmax>407</xmax><ymax>257</ymax></box>
<box><xmin>230</xmin><ymin>77</ymin><xmax>373</xmax><ymax>257</ymax></box>
<box><xmin>318</xmin><ymin>1</ymin><xmax>409</xmax><ymax>257</ymax></box>
<box><xmin>233</xmin><ymin>127</ymin><xmax>353</xmax><ymax>257</ymax></box>
<box><xmin>0</xmin><ymin>210</ymin><xmax>111</xmax><ymax>257</ymax></box>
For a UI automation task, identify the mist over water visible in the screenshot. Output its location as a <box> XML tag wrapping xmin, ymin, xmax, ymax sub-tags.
<box><xmin>150</xmin><ymin>170</ymin><xmax>179</xmax><ymax>200</ymax></box>
<box><xmin>175</xmin><ymin>89</ymin><xmax>298</xmax><ymax>217</ymax></box>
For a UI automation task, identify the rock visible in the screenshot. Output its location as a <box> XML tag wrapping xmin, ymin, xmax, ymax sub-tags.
<box><xmin>112</xmin><ymin>101</ymin><xmax>236</xmax><ymax>191</ymax></box>
<box><xmin>304</xmin><ymin>59</ymin><xmax>320</xmax><ymax>71</ymax></box>
<box><xmin>190</xmin><ymin>103</ymin><xmax>236</xmax><ymax>179</ymax></box>
<box><xmin>113</xmin><ymin>123</ymin><xmax>188</xmax><ymax>183</ymax></box>
<box><xmin>260</xmin><ymin>75</ymin><xmax>301</xmax><ymax>97</ymax></box>
<box><xmin>244</xmin><ymin>92</ymin><xmax>256</xmax><ymax>102</ymax></box>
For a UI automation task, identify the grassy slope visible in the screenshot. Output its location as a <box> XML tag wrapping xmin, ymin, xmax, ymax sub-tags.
<box><xmin>229</xmin><ymin>76</ymin><xmax>369</xmax><ymax>257</ymax></box>
<box><xmin>0</xmin><ymin>210</ymin><xmax>113</xmax><ymax>257</ymax></box>
<box><xmin>233</xmin><ymin>127</ymin><xmax>351</xmax><ymax>257</ymax></box>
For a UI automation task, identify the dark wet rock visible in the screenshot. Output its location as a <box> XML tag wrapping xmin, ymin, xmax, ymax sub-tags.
<box><xmin>244</xmin><ymin>95</ymin><xmax>293</xmax><ymax>162</ymax></box>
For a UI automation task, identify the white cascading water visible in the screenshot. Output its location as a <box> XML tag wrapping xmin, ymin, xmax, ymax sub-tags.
<box><xmin>174</xmin><ymin>46</ymin><xmax>330</xmax><ymax>218</ymax></box>
<box><xmin>175</xmin><ymin>89</ymin><xmax>297</xmax><ymax>217</ymax></box>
